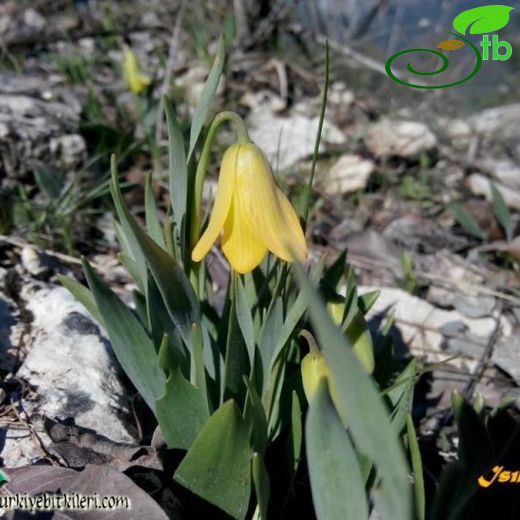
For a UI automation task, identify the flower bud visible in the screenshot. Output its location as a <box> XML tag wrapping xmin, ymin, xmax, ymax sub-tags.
<box><xmin>301</xmin><ymin>351</ymin><xmax>340</xmax><ymax>409</ymax></box>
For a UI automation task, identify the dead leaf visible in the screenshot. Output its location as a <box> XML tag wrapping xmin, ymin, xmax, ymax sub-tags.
<box><xmin>437</xmin><ymin>39</ymin><xmax>465</xmax><ymax>51</ymax></box>
<box><xmin>44</xmin><ymin>419</ymin><xmax>161</xmax><ymax>471</ymax></box>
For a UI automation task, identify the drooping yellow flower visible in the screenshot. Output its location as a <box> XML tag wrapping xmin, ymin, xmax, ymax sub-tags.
<box><xmin>122</xmin><ymin>46</ymin><xmax>151</xmax><ymax>95</ymax></box>
<box><xmin>192</xmin><ymin>142</ymin><xmax>307</xmax><ymax>273</ymax></box>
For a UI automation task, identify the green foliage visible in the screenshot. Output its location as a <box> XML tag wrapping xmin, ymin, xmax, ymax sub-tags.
<box><xmin>490</xmin><ymin>183</ymin><xmax>514</xmax><ymax>242</ymax></box>
<box><xmin>61</xmin><ymin>41</ymin><xmax>427</xmax><ymax>520</ymax></box>
<box><xmin>449</xmin><ymin>202</ymin><xmax>488</xmax><ymax>241</ymax></box>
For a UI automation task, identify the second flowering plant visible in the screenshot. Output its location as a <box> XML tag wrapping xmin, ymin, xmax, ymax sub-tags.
<box><xmin>61</xmin><ymin>39</ymin><xmax>420</xmax><ymax>520</ymax></box>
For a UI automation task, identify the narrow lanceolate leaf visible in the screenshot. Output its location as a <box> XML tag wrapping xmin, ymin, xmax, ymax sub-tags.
<box><xmin>175</xmin><ymin>400</ymin><xmax>251</xmax><ymax>520</ymax></box>
<box><xmin>389</xmin><ymin>359</ymin><xmax>417</xmax><ymax>435</ymax></box>
<box><xmin>306</xmin><ymin>380</ymin><xmax>369</xmax><ymax>520</ymax></box>
<box><xmin>449</xmin><ymin>202</ymin><xmax>488</xmax><ymax>241</ymax></box>
<box><xmin>155</xmin><ymin>367</ymin><xmax>209</xmax><ymax>450</ymax></box>
<box><xmin>406</xmin><ymin>414</ymin><xmax>425</xmax><ymax>520</ymax></box>
<box><xmin>293</xmin><ymin>264</ymin><xmax>411</xmax><ymax>520</ymax></box>
<box><xmin>82</xmin><ymin>258</ymin><xmax>165</xmax><ymax>413</ymax></box>
<box><xmin>187</xmin><ymin>36</ymin><xmax>226</xmax><ymax>159</ymax></box>
<box><xmin>235</xmin><ymin>277</ymin><xmax>255</xmax><ymax>363</ymax></box>
<box><xmin>145</xmin><ymin>172</ymin><xmax>165</xmax><ymax>247</ymax></box>
<box><xmin>259</xmin><ymin>297</ymin><xmax>283</xmax><ymax>388</ymax></box>
<box><xmin>58</xmin><ymin>275</ymin><xmax>104</xmax><ymax>326</ymax></box>
<box><xmin>164</xmin><ymin>98</ymin><xmax>188</xmax><ymax>247</ymax></box>
<box><xmin>490</xmin><ymin>183</ymin><xmax>513</xmax><ymax>242</ymax></box>
<box><xmin>252</xmin><ymin>452</ymin><xmax>270</xmax><ymax>520</ymax></box>
<box><xmin>110</xmin><ymin>156</ymin><xmax>200</xmax><ymax>345</ymax></box>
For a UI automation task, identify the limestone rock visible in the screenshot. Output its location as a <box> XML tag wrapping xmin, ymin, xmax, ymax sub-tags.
<box><xmin>365</xmin><ymin>119</ymin><xmax>437</xmax><ymax>159</ymax></box>
<box><xmin>322</xmin><ymin>154</ymin><xmax>375</xmax><ymax>195</ymax></box>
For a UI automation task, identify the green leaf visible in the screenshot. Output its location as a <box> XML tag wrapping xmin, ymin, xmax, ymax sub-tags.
<box><xmin>145</xmin><ymin>172</ymin><xmax>165</xmax><ymax>248</ymax></box>
<box><xmin>34</xmin><ymin>166</ymin><xmax>62</xmax><ymax>201</ymax></box>
<box><xmin>490</xmin><ymin>183</ymin><xmax>513</xmax><ymax>242</ymax></box>
<box><xmin>174</xmin><ymin>400</ymin><xmax>252</xmax><ymax>520</ymax></box>
<box><xmin>110</xmin><ymin>156</ymin><xmax>200</xmax><ymax>346</ymax></box>
<box><xmin>252</xmin><ymin>453</ymin><xmax>270</xmax><ymax>520</ymax></box>
<box><xmin>244</xmin><ymin>377</ymin><xmax>268</xmax><ymax>455</ymax></box>
<box><xmin>358</xmin><ymin>290</ymin><xmax>380</xmax><ymax>315</ymax></box>
<box><xmin>290</xmin><ymin>391</ymin><xmax>302</xmax><ymax>470</ymax></box>
<box><xmin>268</xmin><ymin>290</ymin><xmax>307</xmax><ymax>373</ymax></box>
<box><xmin>259</xmin><ymin>298</ymin><xmax>283</xmax><ymax>388</ymax></box>
<box><xmin>453</xmin><ymin>5</ymin><xmax>513</xmax><ymax>35</ymax></box>
<box><xmin>406</xmin><ymin>414</ymin><xmax>425</xmax><ymax>520</ymax></box>
<box><xmin>345</xmin><ymin>310</ymin><xmax>374</xmax><ymax>374</ymax></box>
<box><xmin>190</xmin><ymin>322</ymin><xmax>209</xmax><ymax>410</ymax></box>
<box><xmin>155</xmin><ymin>366</ymin><xmax>209</xmax><ymax>449</ymax></box>
<box><xmin>449</xmin><ymin>202</ymin><xmax>488</xmax><ymax>241</ymax></box>
<box><xmin>58</xmin><ymin>275</ymin><xmax>104</xmax><ymax>326</ymax></box>
<box><xmin>112</xmin><ymin>193</ymin><xmax>147</xmax><ymax>293</ymax></box>
<box><xmin>82</xmin><ymin>258</ymin><xmax>165</xmax><ymax>413</ymax></box>
<box><xmin>306</xmin><ymin>380</ymin><xmax>369</xmax><ymax>520</ymax></box>
<box><xmin>300</xmin><ymin>41</ymin><xmax>329</xmax><ymax>223</ymax></box>
<box><xmin>235</xmin><ymin>277</ymin><xmax>255</xmax><ymax>363</ymax></box>
<box><xmin>224</xmin><ymin>277</ymin><xmax>250</xmax><ymax>402</ymax></box>
<box><xmin>164</xmin><ymin>98</ymin><xmax>188</xmax><ymax>248</ymax></box>
<box><xmin>388</xmin><ymin>359</ymin><xmax>417</xmax><ymax>434</ymax></box>
<box><xmin>187</xmin><ymin>37</ymin><xmax>226</xmax><ymax>159</ymax></box>
<box><xmin>453</xmin><ymin>393</ymin><xmax>493</xmax><ymax>475</ymax></box>
<box><xmin>293</xmin><ymin>264</ymin><xmax>411</xmax><ymax>520</ymax></box>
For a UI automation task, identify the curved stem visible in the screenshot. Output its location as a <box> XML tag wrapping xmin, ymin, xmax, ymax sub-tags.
<box><xmin>190</xmin><ymin>111</ymin><xmax>250</xmax><ymax>251</ymax></box>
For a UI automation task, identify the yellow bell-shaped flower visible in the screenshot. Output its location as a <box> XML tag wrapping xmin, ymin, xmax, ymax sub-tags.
<box><xmin>122</xmin><ymin>46</ymin><xmax>151</xmax><ymax>95</ymax></box>
<box><xmin>192</xmin><ymin>142</ymin><xmax>307</xmax><ymax>273</ymax></box>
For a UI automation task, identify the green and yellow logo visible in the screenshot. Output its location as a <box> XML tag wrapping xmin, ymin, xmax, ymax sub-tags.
<box><xmin>386</xmin><ymin>5</ymin><xmax>514</xmax><ymax>88</ymax></box>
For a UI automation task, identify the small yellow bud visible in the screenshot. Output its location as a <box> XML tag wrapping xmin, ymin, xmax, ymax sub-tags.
<box><xmin>122</xmin><ymin>45</ymin><xmax>151</xmax><ymax>95</ymax></box>
<box><xmin>301</xmin><ymin>351</ymin><xmax>341</xmax><ymax>409</ymax></box>
<box><xmin>327</xmin><ymin>302</ymin><xmax>375</xmax><ymax>374</ymax></box>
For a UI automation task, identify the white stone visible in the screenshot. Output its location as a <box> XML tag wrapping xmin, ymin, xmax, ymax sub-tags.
<box><xmin>365</xmin><ymin>119</ymin><xmax>437</xmax><ymax>159</ymax></box>
<box><xmin>247</xmin><ymin>108</ymin><xmax>345</xmax><ymax>170</ymax></box>
<box><xmin>322</xmin><ymin>154</ymin><xmax>375</xmax><ymax>195</ymax></box>
<box><xmin>16</xmin><ymin>282</ymin><xmax>134</xmax><ymax>446</ymax></box>
<box><xmin>467</xmin><ymin>173</ymin><xmax>520</xmax><ymax>211</ymax></box>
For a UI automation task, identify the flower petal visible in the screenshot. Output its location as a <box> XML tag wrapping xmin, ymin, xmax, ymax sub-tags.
<box><xmin>192</xmin><ymin>144</ymin><xmax>238</xmax><ymax>262</ymax></box>
<box><xmin>235</xmin><ymin>143</ymin><xmax>307</xmax><ymax>262</ymax></box>
<box><xmin>274</xmin><ymin>186</ymin><xmax>307</xmax><ymax>261</ymax></box>
<box><xmin>222</xmin><ymin>192</ymin><xmax>267</xmax><ymax>273</ymax></box>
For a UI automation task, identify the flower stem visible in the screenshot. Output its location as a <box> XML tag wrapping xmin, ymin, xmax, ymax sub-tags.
<box><xmin>190</xmin><ymin>111</ymin><xmax>250</xmax><ymax>252</ymax></box>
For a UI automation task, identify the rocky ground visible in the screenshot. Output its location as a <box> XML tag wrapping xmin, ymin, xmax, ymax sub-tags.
<box><xmin>1</xmin><ymin>0</ymin><xmax>520</xmax><ymax>514</ymax></box>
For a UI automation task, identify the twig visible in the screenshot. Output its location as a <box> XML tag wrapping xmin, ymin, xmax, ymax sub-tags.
<box><xmin>154</xmin><ymin>0</ymin><xmax>188</xmax><ymax>145</ymax></box>
<box><xmin>462</xmin><ymin>303</ymin><xmax>503</xmax><ymax>400</ymax></box>
<box><xmin>0</xmin><ymin>234</ymin><xmax>103</xmax><ymax>270</ymax></box>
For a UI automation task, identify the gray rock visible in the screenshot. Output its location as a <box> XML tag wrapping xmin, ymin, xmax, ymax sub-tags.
<box><xmin>467</xmin><ymin>174</ymin><xmax>520</xmax><ymax>211</ymax></box>
<box><xmin>0</xmin><ymin>73</ymin><xmax>84</xmax><ymax>187</ymax></box>
<box><xmin>15</xmin><ymin>281</ymin><xmax>135</xmax><ymax>447</ymax></box>
<box><xmin>365</xmin><ymin>119</ymin><xmax>437</xmax><ymax>160</ymax></box>
<box><xmin>0</xmin><ymin>291</ymin><xmax>21</xmax><ymax>374</ymax></box>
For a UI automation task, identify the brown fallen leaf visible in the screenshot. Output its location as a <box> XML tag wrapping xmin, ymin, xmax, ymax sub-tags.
<box><xmin>44</xmin><ymin>419</ymin><xmax>161</xmax><ymax>471</ymax></box>
<box><xmin>437</xmin><ymin>39</ymin><xmax>465</xmax><ymax>51</ymax></box>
